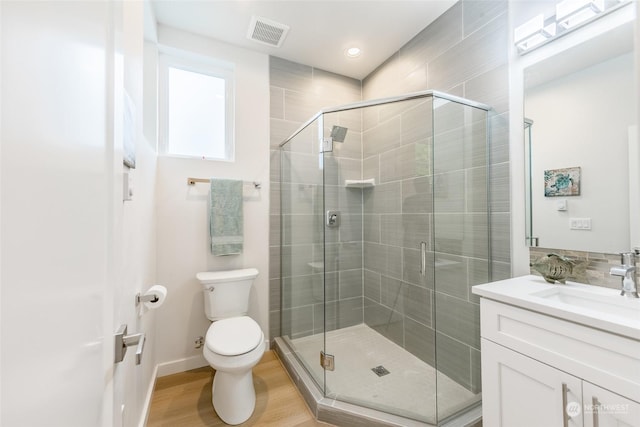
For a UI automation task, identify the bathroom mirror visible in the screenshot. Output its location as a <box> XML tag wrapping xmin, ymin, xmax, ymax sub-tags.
<box><xmin>523</xmin><ymin>12</ymin><xmax>638</xmax><ymax>254</ymax></box>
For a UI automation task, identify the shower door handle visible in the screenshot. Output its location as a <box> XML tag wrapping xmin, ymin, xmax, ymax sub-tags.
<box><xmin>420</xmin><ymin>242</ymin><xmax>427</xmax><ymax>277</ymax></box>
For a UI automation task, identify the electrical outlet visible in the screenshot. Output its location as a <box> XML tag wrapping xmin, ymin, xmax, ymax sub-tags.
<box><xmin>570</xmin><ymin>218</ymin><xmax>591</xmax><ymax>230</ymax></box>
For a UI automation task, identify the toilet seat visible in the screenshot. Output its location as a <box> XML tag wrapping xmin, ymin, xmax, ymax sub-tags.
<box><xmin>206</xmin><ymin>316</ymin><xmax>262</xmax><ymax>356</ymax></box>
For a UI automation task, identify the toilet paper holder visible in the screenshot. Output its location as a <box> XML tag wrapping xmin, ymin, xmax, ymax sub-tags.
<box><xmin>136</xmin><ymin>285</ymin><xmax>168</xmax><ymax>311</ymax></box>
<box><xmin>135</xmin><ymin>292</ymin><xmax>159</xmax><ymax>305</ymax></box>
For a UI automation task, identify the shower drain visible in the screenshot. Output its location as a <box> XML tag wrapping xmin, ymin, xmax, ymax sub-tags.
<box><xmin>371</xmin><ymin>365</ymin><xmax>390</xmax><ymax>377</ymax></box>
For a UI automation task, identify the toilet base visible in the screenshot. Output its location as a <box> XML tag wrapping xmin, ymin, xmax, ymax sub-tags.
<box><xmin>212</xmin><ymin>369</ymin><xmax>256</xmax><ymax>425</ymax></box>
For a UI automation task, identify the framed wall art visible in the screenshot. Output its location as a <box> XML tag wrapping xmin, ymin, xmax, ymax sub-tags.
<box><xmin>544</xmin><ymin>166</ymin><xmax>580</xmax><ymax>197</ymax></box>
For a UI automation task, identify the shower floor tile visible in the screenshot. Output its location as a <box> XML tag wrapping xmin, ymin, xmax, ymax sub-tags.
<box><xmin>291</xmin><ymin>323</ymin><xmax>478</xmax><ymax>423</ymax></box>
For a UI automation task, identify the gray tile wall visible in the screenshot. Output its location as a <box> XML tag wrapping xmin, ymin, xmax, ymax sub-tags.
<box><xmin>361</xmin><ymin>0</ymin><xmax>511</xmax><ymax>394</ymax></box>
<box><xmin>269</xmin><ymin>57</ymin><xmax>363</xmax><ymax>342</ymax></box>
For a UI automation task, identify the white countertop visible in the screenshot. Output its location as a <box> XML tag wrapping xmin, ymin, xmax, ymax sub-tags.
<box><xmin>472</xmin><ymin>275</ymin><xmax>640</xmax><ymax>341</ymax></box>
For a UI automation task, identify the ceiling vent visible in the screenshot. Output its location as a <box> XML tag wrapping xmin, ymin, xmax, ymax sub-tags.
<box><xmin>247</xmin><ymin>15</ymin><xmax>289</xmax><ymax>48</ymax></box>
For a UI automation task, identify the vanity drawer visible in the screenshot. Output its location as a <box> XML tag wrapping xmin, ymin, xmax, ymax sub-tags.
<box><xmin>480</xmin><ymin>298</ymin><xmax>640</xmax><ymax>403</ymax></box>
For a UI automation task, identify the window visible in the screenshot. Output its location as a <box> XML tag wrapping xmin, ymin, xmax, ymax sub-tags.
<box><xmin>159</xmin><ymin>54</ymin><xmax>234</xmax><ymax>161</ymax></box>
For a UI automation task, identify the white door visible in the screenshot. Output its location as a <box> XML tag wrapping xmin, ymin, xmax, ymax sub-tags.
<box><xmin>482</xmin><ymin>338</ymin><xmax>584</xmax><ymax>427</ymax></box>
<box><xmin>1</xmin><ymin>2</ymin><xmax>117</xmax><ymax>425</ymax></box>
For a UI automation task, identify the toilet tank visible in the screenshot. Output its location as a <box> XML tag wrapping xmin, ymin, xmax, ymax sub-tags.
<box><xmin>196</xmin><ymin>268</ymin><xmax>259</xmax><ymax>321</ymax></box>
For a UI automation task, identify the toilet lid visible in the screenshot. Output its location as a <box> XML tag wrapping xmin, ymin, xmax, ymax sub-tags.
<box><xmin>206</xmin><ymin>316</ymin><xmax>262</xmax><ymax>356</ymax></box>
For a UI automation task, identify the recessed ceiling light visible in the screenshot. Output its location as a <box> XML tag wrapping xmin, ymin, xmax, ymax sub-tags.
<box><xmin>345</xmin><ymin>47</ymin><xmax>361</xmax><ymax>58</ymax></box>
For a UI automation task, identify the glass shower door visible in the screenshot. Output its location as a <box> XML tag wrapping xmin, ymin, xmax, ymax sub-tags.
<box><xmin>432</xmin><ymin>96</ymin><xmax>488</xmax><ymax>422</ymax></box>
<box><xmin>280</xmin><ymin>117</ymin><xmax>326</xmax><ymax>392</ymax></box>
<box><xmin>323</xmin><ymin>98</ymin><xmax>439</xmax><ymax>424</ymax></box>
<box><xmin>318</xmin><ymin>108</ymin><xmax>367</xmax><ymax>400</ymax></box>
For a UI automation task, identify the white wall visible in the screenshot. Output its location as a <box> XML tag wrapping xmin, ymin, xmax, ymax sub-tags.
<box><xmin>154</xmin><ymin>26</ymin><xmax>270</xmax><ymax>374</ymax></box>
<box><xmin>116</xmin><ymin>2</ymin><xmax>159</xmax><ymax>427</ymax></box>
<box><xmin>526</xmin><ymin>53</ymin><xmax>635</xmax><ymax>253</ymax></box>
<box><xmin>0</xmin><ymin>1</ymin><xmax>3</xmax><ymax>420</ymax></box>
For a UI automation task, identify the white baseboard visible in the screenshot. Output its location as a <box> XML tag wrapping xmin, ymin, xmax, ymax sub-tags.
<box><xmin>154</xmin><ymin>340</ymin><xmax>269</xmax><ymax>378</ymax></box>
<box><xmin>137</xmin><ymin>341</ymin><xmax>270</xmax><ymax>426</ymax></box>
<box><xmin>137</xmin><ymin>356</ymin><xmax>207</xmax><ymax>427</ymax></box>
<box><xmin>156</xmin><ymin>354</ymin><xmax>208</xmax><ymax>377</ymax></box>
<box><xmin>138</xmin><ymin>364</ymin><xmax>159</xmax><ymax>427</ymax></box>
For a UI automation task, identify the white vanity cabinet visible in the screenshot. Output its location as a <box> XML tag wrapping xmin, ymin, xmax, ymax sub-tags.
<box><xmin>482</xmin><ymin>338</ymin><xmax>584</xmax><ymax>427</ymax></box>
<box><xmin>582</xmin><ymin>382</ymin><xmax>640</xmax><ymax>427</ymax></box>
<box><xmin>483</xmin><ymin>337</ymin><xmax>640</xmax><ymax>426</ymax></box>
<box><xmin>474</xmin><ymin>277</ymin><xmax>640</xmax><ymax>427</ymax></box>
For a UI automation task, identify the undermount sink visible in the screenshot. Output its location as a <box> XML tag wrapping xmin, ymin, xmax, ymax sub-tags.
<box><xmin>530</xmin><ymin>286</ymin><xmax>639</xmax><ymax>319</ymax></box>
<box><xmin>472</xmin><ymin>275</ymin><xmax>640</xmax><ymax>340</ymax></box>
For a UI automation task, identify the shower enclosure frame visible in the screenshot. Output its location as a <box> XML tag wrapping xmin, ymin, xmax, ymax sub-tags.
<box><xmin>277</xmin><ymin>89</ymin><xmax>492</xmax><ymax>427</ymax></box>
<box><xmin>280</xmin><ymin>90</ymin><xmax>491</xmax><ymax>147</ymax></box>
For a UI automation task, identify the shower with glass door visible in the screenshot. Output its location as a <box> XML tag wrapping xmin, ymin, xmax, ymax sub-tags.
<box><xmin>278</xmin><ymin>90</ymin><xmax>491</xmax><ymax>425</ymax></box>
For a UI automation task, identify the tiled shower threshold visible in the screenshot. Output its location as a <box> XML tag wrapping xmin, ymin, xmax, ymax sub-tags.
<box><xmin>274</xmin><ymin>332</ymin><xmax>482</xmax><ymax>427</ymax></box>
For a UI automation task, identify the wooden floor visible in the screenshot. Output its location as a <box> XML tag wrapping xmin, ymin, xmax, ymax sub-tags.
<box><xmin>147</xmin><ymin>350</ymin><xmax>333</xmax><ymax>427</ymax></box>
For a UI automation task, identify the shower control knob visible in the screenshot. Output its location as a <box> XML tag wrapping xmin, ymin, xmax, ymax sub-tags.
<box><xmin>326</xmin><ymin>210</ymin><xmax>340</xmax><ymax>228</ymax></box>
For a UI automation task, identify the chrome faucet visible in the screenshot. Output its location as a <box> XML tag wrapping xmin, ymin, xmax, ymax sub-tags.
<box><xmin>609</xmin><ymin>250</ymin><xmax>640</xmax><ymax>298</ymax></box>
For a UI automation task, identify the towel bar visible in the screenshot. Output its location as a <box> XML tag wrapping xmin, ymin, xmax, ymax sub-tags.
<box><xmin>187</xmin><ymin>177</ymin><xmax>261</xmax><ymax>189</ymax></box>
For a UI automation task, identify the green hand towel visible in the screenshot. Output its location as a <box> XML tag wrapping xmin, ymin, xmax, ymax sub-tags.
<box><xmin>209</xmin><ymin>178</ymin><xmax>243</xmax><ymax>256</ymax></box>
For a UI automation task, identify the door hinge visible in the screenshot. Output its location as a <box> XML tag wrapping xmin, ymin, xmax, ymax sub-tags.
<box><xmin>320</xmin><ymin>351</ymin><xmax>335</xmax><ymax>371</ymax></box>
<box><xmin>321</xmin><ymin>137</ymin><xmax>334</xmax><ymax>153</ymax></box>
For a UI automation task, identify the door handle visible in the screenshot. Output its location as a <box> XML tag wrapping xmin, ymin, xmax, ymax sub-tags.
<box><xmin>420</xmin><ymin>242</ymin><xmax>427</xmax><ymax>277</ymax></box>
<box><xmin>561</xmin><ymin>383</ymin><xmax>569</xmax><ymax>427</ymax></box>
<box><xmin>115</xmin><ymin>324</ymin><xmax>146</xmax><ymax>365</ymax></box>
<box><xmin>592</xmin><ymin>396</ymin><xmax>600</xmax><ymax>427</ymax></box>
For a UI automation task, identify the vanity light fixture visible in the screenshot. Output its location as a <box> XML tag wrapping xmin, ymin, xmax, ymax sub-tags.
<box><xmin>514</xmin><ymin>0</ymin><xmax>631</xmax><ymax>55</ymax></box>
<box><xmin>514</xmin><ymin>14</ymin><xmax>557</xmax><ymax>53</ymax></box>
<box><xmin>556</xmin><ymin>0</ymin><xmax>604</xmax><ymax>29</ymax></box>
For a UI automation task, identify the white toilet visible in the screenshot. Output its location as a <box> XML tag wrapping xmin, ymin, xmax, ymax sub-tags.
<box><xmin>196</xmin><ymin>268</ymin><xmax>265</xmax><ymax>425</ymax></box>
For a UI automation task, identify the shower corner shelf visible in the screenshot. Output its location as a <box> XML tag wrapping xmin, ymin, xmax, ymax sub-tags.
<box><xmin>345</xmin><ymin>179</ymin><xmax>376</xmax><ymax>189</ymax></box>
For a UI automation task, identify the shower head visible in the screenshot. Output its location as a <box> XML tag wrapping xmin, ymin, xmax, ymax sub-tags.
<box><xmin>330</xmin><ymin>125</ymin><xmax>348</xmax><ymax>143</ymax></box>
